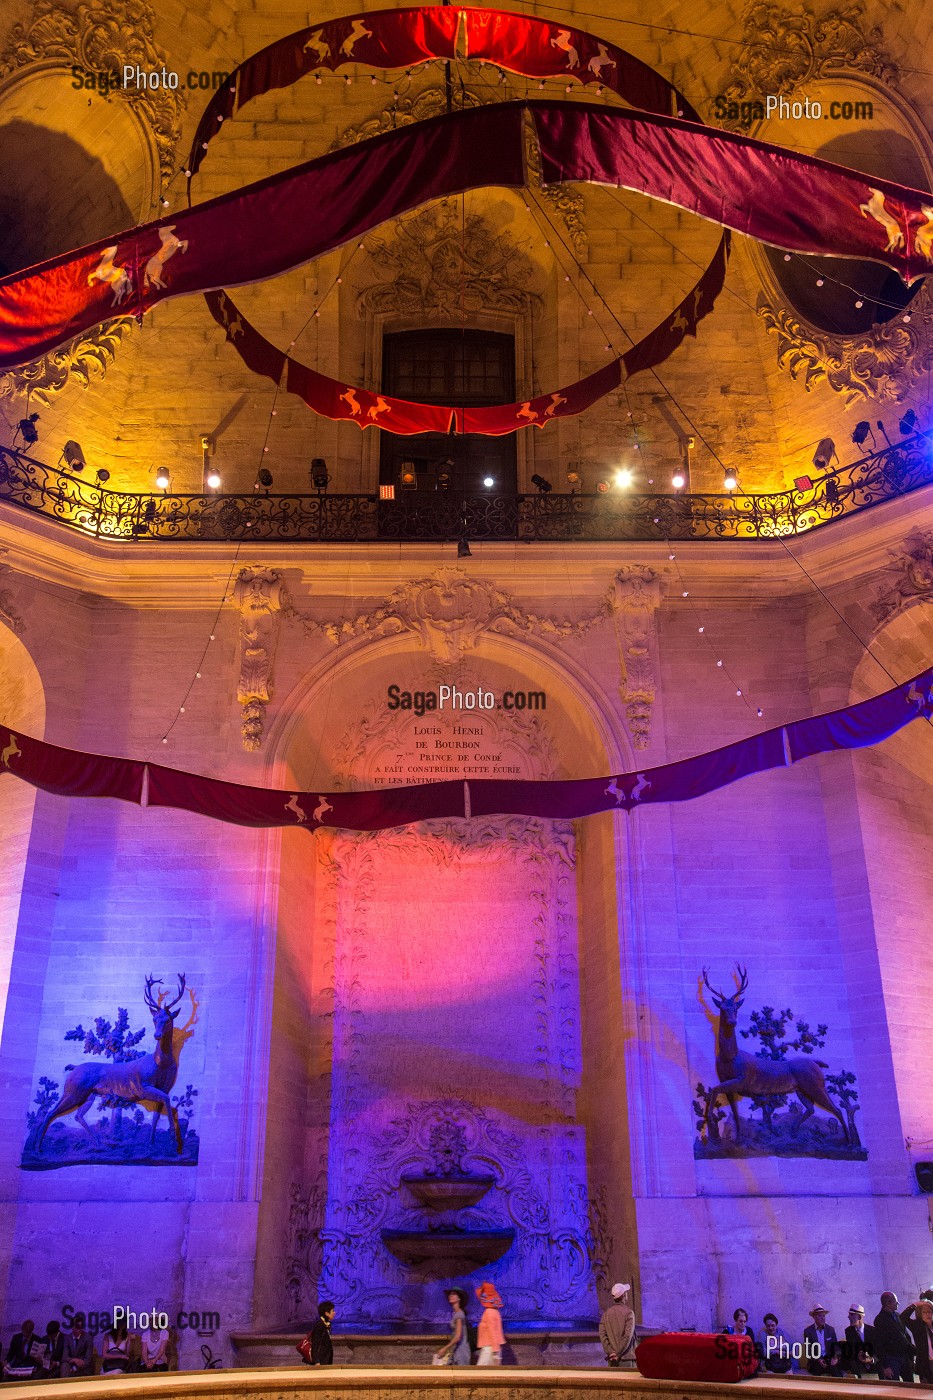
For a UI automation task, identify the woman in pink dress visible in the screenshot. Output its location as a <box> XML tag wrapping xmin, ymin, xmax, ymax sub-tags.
<box><xmin>476</xmin><ymin>1282</ymin><xmax>505</xmax><ymax>1366</ymax></box>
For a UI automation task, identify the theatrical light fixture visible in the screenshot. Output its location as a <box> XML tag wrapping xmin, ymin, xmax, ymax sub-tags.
<box><xmin>457</xmin><ymin>536</ymin><xmax>472</xmax><ymax>558</ymax></box>
<box><xmin>824</xmin><ymin>476</ymin><xmax>840</xmax><ymax>505</ymax></box>
<box><xmin>155</xmin><ymin>467</ymin><xmax>170</xmax><ymax>491</ymax></box>
<box><xmin>256</xmin><ymin>468</ymin><xmax>274</xmax><ymax>490</ymax></box>
<box><xmin>61</xmin><ymin>440</ymin><xmax>86</xmax><ymax>473</ymax></box>
<box><xmin>483</xmin><ymin>476</ymin><xmax>495</xmax><ymax>488</ymax></box>
<box><xmin>671</xmin><ymin>470</ymin><xmax>686</xmax><ymax>490</ymax></box>
<box><xmin>17</xmin><ymin>412</ymin><xmax>39</xmax><ymax>446</ymax></box>
<box><xmin>311</xmin><ymin>457</ymin><xmax>331</xmax><ymax>491</ymax></box>
<box><xmin>614</xmin><ymin>467</ymin><xmax>633</xmax><ymax>489</ymax></box>
<box><xmin>899</xmin><ymin>409</ymin><xmax>917</xmax><ymax>435</ymax></box>
<box><xmin>595</xmin><ymin>478</ymin><xmax>610</xmax><ymax>493</ymax></box>
<box><xmin>852</xmin><ymin>420</ymin><xmax>874</xmax><ymax>449</ymax></box>
<box><xmin>722</xmin><ymin>468</ymin><xmax>739</xmax><ymax>492</ymax></box>
<box><xmin>531</xmin><ymin>473</ymin><xmax>552</xmax><ymax>494</ymax></box>
<box><xmin>566</xmin><ymin>466</ymin><xmax>581</xmax><ymax>489</ymax></box>
<box><xmin>206</xmin><ymin>469</ymin><xmax>221</xmax><ymax>491</ymax></box>
<box><xmin>793</xmin><ymin>475</ymin><xmax>814</xmax><ymax>493</ymax></box>
<box><xmin>812</xmin><ymin>436</ymin><xmax>837</xmax><ymax>471</ymax></box>
<box><xmin>398</xmin><ymin>460</ymin><xmax>417</xmax><ymax>491</ymax></box>
<box><xmin>437</xmin><ymin>470</ymin><xmax>450</xmax><ymax>490</ymax></box>
<box><xmin>95</xmin><ymin>468</ymin><xmax>110</xmax><ymax>485</ymax></box>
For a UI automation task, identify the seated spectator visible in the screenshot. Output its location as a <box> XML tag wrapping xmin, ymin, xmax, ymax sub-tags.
<box><xmin>3</xmin><ymin>1320</ymin><xmax>44</xmax><ymax>1380</ymax></box>
<box><xmin>722</xmin><ymin>1307</ymin><xmax>755</xmax><ymax>1343</ymax></box>
<box><xmin>140</xmin><ymin>1321</ymin><xmax>170</xmax><ymax>1372</ymax></box>
<box><xmin>842</xmin><ymin>1304</ymin><xmax>875</xmax><ymax>1378</ymax></box>
<box><xmin>39</xmin><ymin>1321</ymin><xmax>64</xmax><ymax>1380</ymax></box>
<box><xmin>874</xmin><ymin>1292</ymin><xmax>915</xmax><ymax>1382</ymax></box>
<box><xmin>803</xmin><ymin>1304</ymin><xmax>844</xmax><ymax>1377</ymax></box>
<box><xmin>100</xmin><ymin>1322</ymin><xmax>133</xmax><ymax>1375</ymax></box>
<box><xmin>760</xmin><ymin>1313</ymin><xmax>794</xmax><ymax>1373</ymax></box>
<box><xmin>905</xmin><ymin>1300</ymin><xmax>933</xmax><ymax>1383</ymax></box>
<box><xmin>61</xmin><ymin>1313</ymin><xmax>94</xmax><ymax>1379</ymax></box>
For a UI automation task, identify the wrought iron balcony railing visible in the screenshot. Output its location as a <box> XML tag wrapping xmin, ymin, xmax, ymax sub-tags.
<box><xmin>0</xmin><ymin>432</ymin><xmax>929</xmax><ymax>545</ymax></box>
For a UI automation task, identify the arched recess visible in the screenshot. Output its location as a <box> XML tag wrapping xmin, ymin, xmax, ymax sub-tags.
<box><xmin>849</xmin><ymin>602</ymin><xmax>933</xmax><ymax>1154</ymax></box>
<box><xmin>0</xmin><ymin>622</ymin><xmax>45</xmax><ymax>1041</ymax></box>
<box><xmin>251</xmin><ymin>624</ymin><xmax>640</xmax><ymax>1331</ymax></box>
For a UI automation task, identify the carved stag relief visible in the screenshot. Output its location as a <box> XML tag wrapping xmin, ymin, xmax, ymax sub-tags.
<box><xmin>871</xmin><ymin>529</ymin><xmax>933</xmax><ymax>623</ymax></box>
<box><xmin>0</xmin><ymin>0</ymin><xmax>182</xmax><ymax>405</ymax></box>
<box><xmin>233</xmin><ymin>566</ymin><xmax>286</xmax><ymax>750</ymax></box>
<box><xmin>323</xmin><ymin>567</ymin><xmax>606</xmax><ymax>662</ymax></box>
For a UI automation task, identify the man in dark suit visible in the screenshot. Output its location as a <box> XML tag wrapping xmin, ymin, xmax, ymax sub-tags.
<box><xmin>2</xmin><ymin>1320</ymin><xmax>44</xmax><ymax>1380</ymax></box>
<box><xmin>904</xmin><ymin>1300</ymin><xmax>933</xmax><ymax>1383</ymax></box>
<box><xmin>874</xmin><ymin>1292</ymin><xmax>915</xmax><ymax>1381</ymax></box>
<box><xmin>307</xmin><ymin>1301</ymin><xmax>335</xmax><ymax>1366</ymax></box>
<box><xmin>803</xmin><ymin>1305</ymin><xmax>843</xmax><ymax>1377</ymax></box>
<box><xmin>842</xmin><ymin>1304</ymin><xmax>876</xmax><ymax>1377</ymax></box>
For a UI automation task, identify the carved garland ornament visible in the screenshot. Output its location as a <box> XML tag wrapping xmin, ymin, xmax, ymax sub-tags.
<box><xmin>608</xmin><ymin>566</ymin><xmax>662</xmax><ymax>751</ymax></box>
<box><xmin>233</xmin><ymin>566</ymin><xmax>286</xmax><ymax>751</ymax></box>
<box><xmin>0</xmin><ymin>563</ymin><xmax>26</xmax><ymax>635</ymax></box>
<box><xmin>871</xmin><ymin>529</ymin><xmax>933</xmax><ymax>624</ymax></box>
<box><xmin>0</xmin><ymin>0</ymin><xmax>182</xmax><ymax>405</ymax></box>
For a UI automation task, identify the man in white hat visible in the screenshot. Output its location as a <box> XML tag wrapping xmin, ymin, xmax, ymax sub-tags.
<box><xmin>843</xmin><ymin>1304</ymin><xmax>875</xmax><ymax>1377</ymax></box>
<box><xmin>803</xmin><ymin>1305</ymin><xmax>842</xmax><ymax>1377</ymax></box>
<box><xmin>599</xmin><ymin>1284</ymin><xmax>636</xmax><ymax>1368</ymax></box>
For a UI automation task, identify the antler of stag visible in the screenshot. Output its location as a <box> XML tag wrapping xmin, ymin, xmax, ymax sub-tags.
<box><xmin>733</xmin><ymin>964</ymin><xmax>749</xmax><ymax>996</ymax></box>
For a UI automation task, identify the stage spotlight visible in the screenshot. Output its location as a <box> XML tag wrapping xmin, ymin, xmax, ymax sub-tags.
<box><xmin>155</xmin><ymin>467</ymin><xmax>170</xmax><ymax>491</ymax></box>
<box><xmin>61</xmin><ymin>440</ymin><xmax>86</xmax><ymax>472</ymax></box>
<box><xmin>852</xmin><ymin>421</ymin><xmax>874</xmax><ymax>449</ymax></box>
<box><xmin>531</xmin><ymin>473</ymin><xmax>552</xmax><ymax>494</ymax></box>
<box><xmin>723</xmin><ymin>468</ymin><xmax>738</xmax><ymax>492</ymax></box>
<box><xmin>437</xmin><ymin>470</ymin><xmax>450</xmax><ymax>490</ymax></box>
<box><xmin>566</xmin><ymin>467</ymin><xmax>581</xmax><ymax>489</ymax></box>
<box><xmin>483</xmin><ymin>476</ymin><xmax>494</xmax><ymax>488</ymax></box>
<box><xmin>256</xmin><ymin>468</ymin><xmax>274</xmax><ymax>490</ymax></box>
<box><xmin>311</xmin><ymin>457</ymin><xmax>331</xmax><ymax>491</ymax></box>
<box><xmin>671</xmin><ymin>470</ymin><xmax>686</xmax><ymax>491</ymax></box>
<box><xmin>595</xmin><ymin>479</ymin><xmax>610</xmax><ymax>493</ymax></box>
<box><xmin>793</xmin><ymin>475</ymin><xmax>814</xmax><ymax>492</ymax></box>
<box><xmin>398</xmin><ymin>461</ymin><xmax>417</xmax><ymax>490</ymax></box>
<box><xmin>17</xmin><ymin>413</ymin><xmax>39</xmax><ymax>446</ymax></box>
<box><xmin>614</xmin><ymin>467</ymin><xmax>633</xmax><ymax>489</ymax></box>
<box><xmin>457</xmin><ymin>536</ymin><xmax>472</xmax><ymax>558</ymax></box>
<box><xmin>824</xmin><ymin>476</ymin><xmax>840</xmax><ymax>505</ymax></box>
<box><xmin>812</xmin><ymin>436</ymin><xmax>837</xmax><ymax>470</ymax></box>
<box><xmin>206</xmin><ymin>469</ymin><xmax>221</xmax><ymax>491</ymax></box>
<box><xmin>95</xmin><ymin>468</ymin><xmax>110</xmax><ymax>485</ymax></box>
<box><xmin>899</xmin><ymin>409</ymin><xmax>917</xmax><ymax>435</ymax></box>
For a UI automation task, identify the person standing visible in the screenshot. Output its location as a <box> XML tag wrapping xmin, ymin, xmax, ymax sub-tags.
<box><xmin>435</xmin><ymin>1289</ymin><xmax>471</xmax><ymax>1366</ymax></box>
<box><xmin>905</xmin><ymin>1300</ymin><xmax>933</xmax><ymax>1383</ymax></box>
<box><xmin>475</xmin><ymin>1282</ymin><xmax>505</xmax><ymax>1366</ymax></box>
<box><xmin>874</xmin><ymin>1292</ymin><xmax>915</xmax><ymax>1381</ymax></box>
<box><xmin>803</xmin><ymin>1305</ymin><xmax>843</xmax><ymax>1377</ymax></box>
<box><xmin>302</xmin><ymin>1301</ymin><xmax>335</xmax><ymax>1366</ymax></box>
<box><xmin>600</xmin><ymin>1283</ymin><xmax>636</xmax><ymax>1368</ymax></box>
<box><xmin>843</xmin><ymin>1304</ymin><xmax>875</xmax><ymax>1378</ymax></box>
<box><xmin>61</xmin><ymin>1314</ymin><xmax>94</xmax><ymax>1379</ymax></box>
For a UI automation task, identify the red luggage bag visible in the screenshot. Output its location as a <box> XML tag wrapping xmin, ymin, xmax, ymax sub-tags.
<box><xmin>636</xmin><ymin>1332</ymin><xmax>758</xmax><ymax>1382</ymax></box>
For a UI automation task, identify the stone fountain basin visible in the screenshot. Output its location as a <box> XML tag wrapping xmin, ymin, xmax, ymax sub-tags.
<box><xmin>381</xmin><ymin>1227</ymin><xmax>515</xmax><ymax>1269</ymax></box>
<box><xmin>401</xmin><ymin>1173</ymin><xmax>496</xmax><ymax>1210</ymax></box>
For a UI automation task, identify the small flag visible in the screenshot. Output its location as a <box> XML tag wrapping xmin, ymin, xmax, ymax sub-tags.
<box><xmin>379</xmin><ymin>484</ymin><xmax>395</xmax><ymax>500</ymax></box>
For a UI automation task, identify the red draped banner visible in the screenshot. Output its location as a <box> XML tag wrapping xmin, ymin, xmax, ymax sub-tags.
<box><xmin>2</xmin><ymin>670</ymin><xmax>930</xmax><ymax>832</ymax></box>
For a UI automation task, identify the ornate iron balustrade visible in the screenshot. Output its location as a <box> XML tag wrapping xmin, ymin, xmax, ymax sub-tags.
<box><xmin>0</xmin><ymin>433</ymin><xmax>929</xmax><ymax>544</ymax></box>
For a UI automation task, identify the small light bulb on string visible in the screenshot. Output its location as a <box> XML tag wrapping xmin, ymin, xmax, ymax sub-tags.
<box><xmin>736</xmin><ymin>689</ymin><xmax>742</xmax><ymax>697</ymax></box>
<box><xmin>682</xmin><ymin>589</ymin><xmax>689</xmax><ymax>597</ymax></box>
<box><xmin>855</xmin><ymin>298</ymin><xmax>863</xmax><ymax>308</ymax></box>
<box><xmin>698</xmin><ymin>626</ymin><xmax>704</xmax><ymax>633</ymax></box>
<box><xmin>162</xmin><ymin>737</ymin><xmax>168</xmax><ymax>744</ymax></box>
<box><xmin>716</xmin><ymin>659</ymin><xmax>723</xmax><ymax>668</ymax></box>
<box><xmin>757</xmin><ymin>707</ymin><xmax>763</xmax><ymax>718</ymax></box>
<box><xmin>816</xmin><ymin>278</ymin><xmax>824</xmax><ymax>287</ymax></box>
<box><xmin>179</xmin><ymin>706</ymin><xmax>185</xmax><ymax>713</ymax></box>
<box><xmin>783</xmin><ymin>253</ymin><xmax>791</xmax><ymax>262</ymax></box>
<box><xmin>209</xmin><ymin>634</ymin><xmax>216</xmax><ymax>641</ymax></box>
<box><xmin>315</xmin><ymin>74</ymin><xmax>322</xmax><ymax>84</ymax></box>
<box><xmin>903</xmin><ymin>313</ymin><xmax>912</xmax><ymax>323</ymax></box>
<box><xmin>195</xmin><ymin>672</ymin><xmax>202</xmax><ymax>679</ymax></box>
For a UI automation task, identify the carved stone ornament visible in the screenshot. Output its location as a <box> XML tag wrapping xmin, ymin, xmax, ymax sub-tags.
<box><xmin>0</xmin><ymin>318</ymin><xmax>135</xmax><ymax>408</ymax></box>
<box><xmin>715</xmin><ymin>1</ymin><xmax>898</xmax><ymax>121</ymax></box>
<box><xmin>607</xmin><ymin>566</ymin><xmax>662</xmax><ymax>751</ymax></box>
<box><xmin>0</xmin><ymin>0</ymin><xmax>182</xmax><ymax>404</ymax></box>
<box><xmin>0</xmin><ymin>562</ymin><xmax>26</xmax><ymax>635</ymax></box>
<box><xmin>324</xmin><ymin>567</ymin><xmax>606</xmax><ymax>663</ymax></box>
<box><xmin>334</xmin><ymin>80</ymin><xmax>586</xmax><ymax>257</ymax></box>
<box><xmin>871</xmin><ymin>529</ymin><xmax>933</xmax><ymax>624</ymax></box>
<box><xmin>359</xmin><ymin>198</ymin><xmax>541</xmax><ymax>322</ymax></box>
<box><xmin>757</xmin><ymin>282</ymin><xmax>933</xmax><ymax>406</ymax></box>
<box><xmin>233</xmin><ymin>566</ymin><xmax>285</xmax><ymax>751</ymax></box>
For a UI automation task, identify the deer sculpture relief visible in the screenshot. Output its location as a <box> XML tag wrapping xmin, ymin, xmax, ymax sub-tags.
<box><xmin>36</xmin><ymin>975</ymin><xmax>190</xmax><ymax>1155</ymax></box>
<box><xmin>702</xmin><ymin>965</ymin><xmax>850</xmax><ymax>1145</ymax></box>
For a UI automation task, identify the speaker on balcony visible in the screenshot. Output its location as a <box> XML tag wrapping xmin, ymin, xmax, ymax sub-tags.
<box><xmin>914</xmin><ymin>1162</ymin><xmax>933</xmax><ymax>1193</ymax></box>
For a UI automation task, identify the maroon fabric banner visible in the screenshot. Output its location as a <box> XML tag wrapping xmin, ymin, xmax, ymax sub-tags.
<box><xmin>0</xmin><ymin>726</ymin><xmax>144</xmax><ymax>802</ymax></box>
<box><xmin>0</xmin><ymin>104</ymin><xmax>526</xmax><ymax>372</ymax></box>
<box><xmin>532</xmin><ymin>102</ymin><xmax>933</xmax><ymax>285</ymax></box>
<box><xmin>2</xmin><ymin>670</ymin><xmax>930</xmax><ymax>831</ymax></box>
<box><xmin>209</xmin><ymin>225</ymin><xmax>726</xmax><ymax>435</ymax></box>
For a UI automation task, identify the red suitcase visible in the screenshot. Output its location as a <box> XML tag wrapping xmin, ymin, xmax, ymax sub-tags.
<box><xmin>636</xmin><ymin>1332</ymin><xmax>758</xmax><ymax>1382</ymax></box>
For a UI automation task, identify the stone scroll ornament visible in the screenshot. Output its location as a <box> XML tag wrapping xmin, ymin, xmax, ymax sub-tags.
<box><xmin>1</xmin><ymin>103</ymin><xmax>932</xmax><ymax>373</ymax></box>
<box><xmin>192</xmin><ymin>5</ymin><xmax>726</xmax><ymax>433</ymax></box>
<box><xmin>0</xmin><ymin>668</ymin><xmax>931</xmax><ymax>831</ymax></box>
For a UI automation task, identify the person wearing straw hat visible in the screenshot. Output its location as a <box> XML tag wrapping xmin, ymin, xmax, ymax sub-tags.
<box><xmin>842</xmin><ymin>1304</ymin><xmax>875</xmax><ymax>1377</ymax></box>
<box><xmin>600</xmin><ymin>1283</ymin><xmax>636</xmax><ymax>1368</ymax></box>
<box><xmin>475</xmin><ymin>1283</ymin><xmax>505</xmax><ymax>1366</ymax></box>
<box><xmin>803</xmin><ymin>1305</ymin><xmax>843</xmax><ymax>1377</ymax></box>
